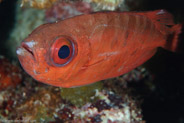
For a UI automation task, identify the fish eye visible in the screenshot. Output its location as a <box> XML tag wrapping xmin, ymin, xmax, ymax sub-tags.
<box><xmin>58</xmin><ymin>45</ymin><xmax>70</xmax><ymax>59</ymax></box>
<box><xmin>50</xmin><ymin>36</ymin><xmax>75</xmax><ymax>66</ymax></box>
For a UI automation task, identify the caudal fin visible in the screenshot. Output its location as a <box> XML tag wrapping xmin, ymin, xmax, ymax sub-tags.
<box><xmin>165</xmin><ymin>24</ymin><xmax>183</xmax><ymax>52</ymax></box>
<box><xmin>145</xmin><ymin>9</ymin><xmax>183</xmax><ymax>52</ymax></box>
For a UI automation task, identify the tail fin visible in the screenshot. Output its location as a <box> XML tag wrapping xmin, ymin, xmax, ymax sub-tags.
<box><xmin>144</xmin><ymin>9</ymin><xmax>183</xmax><ymax>52</ymax></box>
<box><xmin>165</xmin><ymin>24</ymin><xmax>183</xmax><ymax>52</ymax></box>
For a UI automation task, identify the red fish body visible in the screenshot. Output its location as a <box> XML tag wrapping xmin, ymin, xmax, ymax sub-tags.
<box><xmin>16</xmin><ymin>10</ymin><xmax>182</xmax><ymax>88</ymax></box>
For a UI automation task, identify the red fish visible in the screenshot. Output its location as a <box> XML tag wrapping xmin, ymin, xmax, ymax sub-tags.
<box><xmin>16</xmin><ymin>10</ymin><xmax>182</xmax><ymax>88</ymax></box>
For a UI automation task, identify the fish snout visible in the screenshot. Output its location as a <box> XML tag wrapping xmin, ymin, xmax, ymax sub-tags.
<box><xmin>16</xmin><ymin>41</ymin><xmax>38</xmax><ymax>77</ymax></box>
<box><xmin>16</xmin><ymin>41</ymin><xmax>37</xmax><ymax>61</ymax></box>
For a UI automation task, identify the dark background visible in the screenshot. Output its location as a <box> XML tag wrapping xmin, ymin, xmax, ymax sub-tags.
<box><xmin>0</xmin><ymin>0</ymin><xmax>184</xmax><ymax>122</ymax></box>
<box><xmin>0</xmin><ymin>0</ymin><xmax>16</xmax><ymax>58</ymax></box>
<box><xmin>141</xmin><ymin>0</ymin><xmax>184</xmax><ymax>123</ymax></box>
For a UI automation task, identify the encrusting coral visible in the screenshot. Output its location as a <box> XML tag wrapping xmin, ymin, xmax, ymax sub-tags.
<box><xmin>0</xmin><ymin>66</ymin><xmax>149</xmax><ymax>122</ymax></box>
<box><xmin>45</xmin><ymin>1</ymin><xmax>92</xmax><ymax>23</ymax></box>
<box><xmin>0</xmin><ymin>56</ymin><xmax>22</xmax><ymax>91</ymax></box>
<box><xmin>86</xmin><ymin>0</ymin><xmax>125</xmax><ymax>11</ymax></box>
<box><xmin>21</xmin><ymin>0</ymin><xmax>57</xmax><ymax>9</ymax></box>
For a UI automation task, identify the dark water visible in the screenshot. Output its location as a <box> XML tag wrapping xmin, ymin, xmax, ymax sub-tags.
<box><xmin>139</xmin><ymin>0</ymin><xmax>184</xmax><ymax>123</ymax></box>
<box><xmin>0</xmin><ymin>0</ymin><xmax>16</xmax><ymax>58</ymax></box>
<box><xmin>142</xmin><ymin>49</ymin><xmax>184</xmax><ymax>123</ymax></box>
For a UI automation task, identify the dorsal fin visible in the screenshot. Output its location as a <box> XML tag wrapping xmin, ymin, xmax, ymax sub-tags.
<box><xmin>145</xmin><ymin>9</ymin><xmax>174</xmax><ymax>26</ymax></box>
<box><xmin>140</xmin><ymin>9</ymin><xmax>175</xmax><ymax>35</ymax></box>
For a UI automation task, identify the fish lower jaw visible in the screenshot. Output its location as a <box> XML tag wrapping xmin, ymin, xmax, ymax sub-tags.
<box><xmin>16</xmin><ymin>47</ymin><xmax>36</xmax><ymax>61</ymax></box>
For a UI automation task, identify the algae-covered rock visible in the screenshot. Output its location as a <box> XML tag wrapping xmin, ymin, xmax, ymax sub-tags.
<box><xmin>0</xmin><ymin>66</ymin><xmax>149</xmax><ymax>122</ymax></box>
<box><xmin>86</xmin><ymin>0</ymin><xmax>125</xmax><ymax>11</ymax></box>
<box><xmin>21</xmin><ymin>0</ymin><xmax>57</xmax><ymax>9</ymax></box>
<box><xmin>60</xmin><ymin>81</ymin><xmax>103</xmax><ymax>107</ymax></box>
<box><xmin>6</xmin><ymin>0</ymin><xmax>45</xmax><ymax>59</ymax></box>
<box><xmin>11</xmin><ymin>86</ymin><xmax>61</xmax><ymax>122</ymax></box>
<box><xmin>0</xmin><ymin>56</ymin><xmax>22</xmax><ymax>90</ymax></box>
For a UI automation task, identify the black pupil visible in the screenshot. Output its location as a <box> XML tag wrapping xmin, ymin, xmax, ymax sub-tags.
<box><xmin>58</xmin><ymin>45</ymin><xmax>70</xmax><ymax>59</ymax></box>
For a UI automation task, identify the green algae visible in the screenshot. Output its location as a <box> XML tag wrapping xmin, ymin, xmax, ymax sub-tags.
<box><xmin>60</xmin><ymin>81</ymin><xmax>103</xmax><ymax>107</ymax></box>
<box><xmin>35</xmin><ymin>105</ymin><xmax>55</xmax><ymax>122</ymax></box>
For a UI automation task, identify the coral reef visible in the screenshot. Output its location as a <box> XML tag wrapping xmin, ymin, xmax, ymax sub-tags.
<box><xmin>85</xmin><ymin>0</ymin><xmax>125</xmax><ymax>11</ymax></box>
<box><xmin>6</xmin><ymin>0</ymin><xmax>45</xmax><ymax>59</ymax></box>
<box><xmin>20</xmin><ymin>0</ymin><xmax>129</xmax><ymax>10</ymax></box>
<box><xmin>0</xmin><ymin>73</ymin><xmax>40</xmax><ymax>120</ymax></box>
<box><xmin>21</xmin><ymin>0</ymin><xmax>57</xmax><ymax>9</ymax></box>
<box><xmin>45</xmin><ymin>1</ymin><xmax>92</xmax><ymax>23</ymax></box>
<box><xmin>0</xmin><ymin>66</ymin><xmax>150</xmax><ymax>122</ymax></box>
<box><xmin>71</xmin><ymin>90</ymin><xmax>144</xmax><ymax>123</ymax></box>
<box><xmin>60</xmin><ymin>82</ymin><xmax>103</xmax><ymax>107</ymax></box>
<box><xmin>0</xmin><ymin>56</ymin><xmax>22</xmax><ymax>90</ymax></box>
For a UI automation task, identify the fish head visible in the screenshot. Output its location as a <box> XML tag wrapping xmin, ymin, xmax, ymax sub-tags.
<box><xmin>16</xmin><ymin>22</ymin><xmax>91</xmax><ymax>87</ymax></box>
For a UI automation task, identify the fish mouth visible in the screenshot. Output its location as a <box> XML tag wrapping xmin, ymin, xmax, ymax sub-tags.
<box><xmin>16</xmin><ymin>42</ymin><xmax>36</xmax><ymax>61</ymax></box>
<box><xmin>21</xmin><ymin>42</ymin><xmax>34</xmax><ymax>57</ymax></box>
